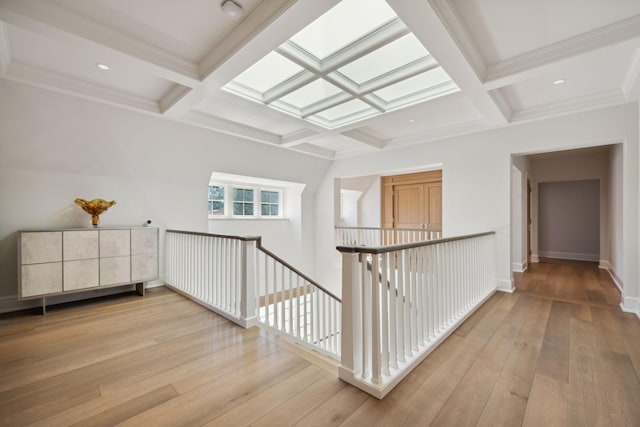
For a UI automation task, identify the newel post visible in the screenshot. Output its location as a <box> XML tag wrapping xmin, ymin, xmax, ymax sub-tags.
<box><xmin>240</xmin><ymin>238</ymin><xmax>257</xmax><ymax>328</ymax></box>
<box><xmin>339</xmin><ymin>250</ymin><xmax>362</xmax><ymax>382</ymax></box>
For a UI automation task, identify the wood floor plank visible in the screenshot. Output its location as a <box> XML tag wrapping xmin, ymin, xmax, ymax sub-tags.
<box><xmin>522</xmin><ymin>374</ymin><xmax>568</xmax><ymax>427</ymax></box>
<box><xmin>476</xmin><ymin>297</ymin><xmax>552</xmax><ymax>427</ymax></box>
<box><xmin>69</xmin><ymin>384</ymin><xmax>179</xmax><ymax>427</ymax></box>
<box><xmin>251</xmin><ymin>374</ymin><xmax>346</xmax><ymax>427</ymax></box>
<box><xmin>535</xmin><ymin>300</ymin><xmax>571</xmax><ymax>382</ymax></box>
<box><xmin>293</xmin><ymin>383</ymin><xmax>369</xmax><ymax>427</ymax></box>
<box><xmin>380</xmin><ymin>293</ymin><xmax>519</xmax><ymax>426</ymax></box>
<box><xmin>430</xmin><ymin>294</ymin><xmax>536</xmax><ymax>426</ymax></box>
<box><xmin>567</xmin><ymin>317</ymin><xmax>612</xmax><ymax>427</ymax></box>
<box><xmin>203</xmin><ymin>365</ymin><xmax>327</xmax><ymax>426</ymax></box>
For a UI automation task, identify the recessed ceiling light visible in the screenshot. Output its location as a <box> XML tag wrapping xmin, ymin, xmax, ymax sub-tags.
<box><xmin>553</xmin><ymin>79</ymin><xmax>565</xmax><ymax>85</ymax></box>
<box><xmin>409</xmin><ymin>119</ymin><xmax>416</xmax><ymax>123</ymax></box>
<box><xmin>221</xmin><ymin>0</ymin><xmax>242</xmax><ymax>18</ymax></box>
<box><xmin>96</xmin><ymin>63</ymin><xmax>110</xmax><ymax>71</ymax></box>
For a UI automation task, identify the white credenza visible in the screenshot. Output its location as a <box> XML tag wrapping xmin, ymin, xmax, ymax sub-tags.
<box><xmin>18</xmin><ymin>227</ymin><xmax>158</xmax><ymax>312</ymax></box>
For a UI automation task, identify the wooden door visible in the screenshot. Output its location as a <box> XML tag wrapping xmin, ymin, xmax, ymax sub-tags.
<box><xmin>394</xmin><ymin>184</ymin><xmax>425</xmax><ymax>228</ymax></box>
<box><xmin>381</xmin><ymin>170</ymin><xmax>442</xmax><ymax>232</ymax></box>
<box><xmin>426</xmin><ymin>182</ymin><xmax>442</xmax><ymax>231</ymax></box>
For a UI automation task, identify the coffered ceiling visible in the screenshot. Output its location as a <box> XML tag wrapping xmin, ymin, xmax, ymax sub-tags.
<box><xmin>1</xmin><ymin>0</ymin><xmax>639</xmax><ymax>159</ymax></box>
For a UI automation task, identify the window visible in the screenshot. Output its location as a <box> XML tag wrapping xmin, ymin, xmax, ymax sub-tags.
<box><xmin>208</xmin><ymin>185</ymin><xmax>224</xmax><ymax>216</ymax></box>
<box><xmin>233</xmin><ymin>188</ymin><xmax>255</xmax><ymax>216</ymax></box>
<box><xmin>261</xmin><ymin>191</ymin><xmax>280</xmax><ymax>216</ymax></box>
<box><xmin>209</xmin><ymin>176</ymin><xmax>285</xmax><ymax>219</ymax></box>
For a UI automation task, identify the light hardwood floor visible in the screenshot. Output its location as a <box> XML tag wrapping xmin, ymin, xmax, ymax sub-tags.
<box><xmin>1</xmin><ymin>260</ymin><xmax>639</xmax><ymax>426</ymax></box>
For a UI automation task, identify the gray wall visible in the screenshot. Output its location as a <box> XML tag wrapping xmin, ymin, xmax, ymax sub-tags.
<box><xmin>538</xmin><ymin>180</ymin><xmax>600</xmax><ymax>261</ymax></box>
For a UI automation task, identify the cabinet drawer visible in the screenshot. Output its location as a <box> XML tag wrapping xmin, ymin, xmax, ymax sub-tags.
<box><xmin>131</xmin><ymin>228</ymin><xmax>158</xmax><ymax>255</ymax></box>
<box><xmin>131</xmin><ymin>254</ymin><xmax>158</xmax><ymax>281</ymax></box>
<box><xmin>21</xmin><ymin>263</ymin><xmax>62</xmax><ymax>297</ymax></box>
<box><xmin>21</xmin><ymin>232</ymin><xmax>62</xmax><ymax>264</ymax></box>
<box><xmin>64</xmin><ymin>259</ymin><xmax>99</xmax><ymax>291</ymax></box>
<box><xmin>100</xmin><ymin>256</ymin><xmax>130</xmax><ymax>286</ymax></box>
<box><xmin>100</xmin><ymin>230</ymin><xmax>130</xmax><ymax>257</ymax></box>
<box><xmin>63</xmin><ymin>230</ymin><xmax>99</xmax><ymax>261</ymax></box>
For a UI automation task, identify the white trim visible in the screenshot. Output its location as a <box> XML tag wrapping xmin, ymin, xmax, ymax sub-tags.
<box><xmin>496</xmin><ymin>278</ymin><xmax>515</xmax><ymax>293</ymax></box>
<box><xmin>530</xmin><ymin>254</ymin><xmax>539</xmax><ymax>263</ymax></box>
<box><xmin>620</xmin><ymin>296</ymin><xmax>640</xmax><ymax>320</ymax></box>
<box><xmin>599</xmin><ymin>260</ymin><xmax>611</xmax><ymax>270</ymax></box>
<box><xmin>512</xmin><ymin>261</ymin><xmax>528</xmax><ymax>273</ymax></box>
<box><xmin>604</xmin><ymin>267</ymin><xmax>624</xmax><ymax>293</ymax></box>
<box><xmin>538</xmin><ymin>251</ymin><xmax>599</xmax><ymax>262</ymax></box>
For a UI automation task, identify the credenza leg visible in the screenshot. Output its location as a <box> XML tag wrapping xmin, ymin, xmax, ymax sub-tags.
<box><xmin>135</xmin><ymin>282</ymin><xmax>145</xmax><ymax>296</ymax></box>
<box><xmin>42</xmin><ymin>297</ymin><xmax>47</xmax><ymax>316</ymax></box>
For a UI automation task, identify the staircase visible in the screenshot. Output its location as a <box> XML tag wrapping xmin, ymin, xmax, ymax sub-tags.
<box><xmin>165</xmin><ymin>227</ymin><xmax>496</xmax><ymax>398</ymax></box>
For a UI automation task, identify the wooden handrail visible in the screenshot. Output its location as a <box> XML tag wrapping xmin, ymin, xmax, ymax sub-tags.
<box><xmin>257</xmin><ymin>246</ymin><xmax>341</xmax><ymax>302</ymax></box>
<box><xmin>337</xmin><ymin>231</ymin><xmax>495</xmax><ymax>254</ymax></box>
<box><xmin>335</xmin><ymin>226</ymin><xmax>442</xmax><ymax>232</ymax></box>
<box><xmin>166</xmin><ymin>229</ymin><xmax>260</xmax><ymax>242</ymax></box>
<box><xmin>166</xmin><ymin>229</ymin><xmax>341</xmax><ymax>302</ymax></box>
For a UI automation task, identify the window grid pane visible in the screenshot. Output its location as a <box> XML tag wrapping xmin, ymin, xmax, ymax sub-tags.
<box><xmin>208</xmin><ymin>185</ymin><xmax>225</xmax><ymax>216</ymax></box>
<box><xmin>260</xmin><ymin>190</ymin><xmax>280</xmax><ymax>217</ymax></box>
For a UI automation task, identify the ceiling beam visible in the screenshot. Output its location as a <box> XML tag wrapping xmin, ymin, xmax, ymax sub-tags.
<box><xmin>182</xmin><ymin>111</ymin><xmax>282</xmax><ymax>145</ymax></box>
<box><xmin>0</xmin><ymin>0</ymin><xmax>201</xmax><ymax>87</ymax></box>
<box><xmin>483</xmin><ymin>15</ymin><xmax>640</xmax><ymax>90</ymax></box>
<box><xmin>291</xmin><ymin>143</ymin><xmax>335</xmax><ymax>159</ymax></box>
<box><xmin>386</xmin><ymin>0</ymin><xmax>510</xmax><ymax>125</ymax></box>
<box><xmin>340</xmin><ymin>129</ymin><xmax>385</xmax><ymax>149</ymax></box>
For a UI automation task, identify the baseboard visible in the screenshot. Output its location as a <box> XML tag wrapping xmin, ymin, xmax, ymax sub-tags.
<box><xmin>604</xmin><ymin>268</ymin><xmax>624</xmax><ymax>293</ymax></box>
<box><xmin>496</xmin><ymin>278</ymin><xmax>514</xmax><ymax>293</ymax></box>
<box><xmin>620</xmin><ymin>296</ymin><xmax>640</xmax><ymax>320</ymax></box>
<box><xmin>598</xmin><ymin>260</ymin><xmax>611</xmax><ymax>270</ymax></box>
<box><xmin>530</xmin><ymin>254</ymin><xmax>539</xmax><ymax>263</ymax></box>
<box><xmin>512</xmin><ymin>261</ymin><xmax>528</xmax><ymax>273</ymax></box>
<box><xmin>538</xmin><ymin>251</ymin><xmax>599</xmax><ymax>262</ymax></box>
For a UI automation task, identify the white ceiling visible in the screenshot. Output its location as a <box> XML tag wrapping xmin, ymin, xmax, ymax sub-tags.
<box><xmin>1</xmin><ymin>0</ymin><xmax>639</xmax><ymax>159</ymax></box>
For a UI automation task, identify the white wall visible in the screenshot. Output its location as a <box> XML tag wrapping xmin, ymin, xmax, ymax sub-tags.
<box><xmin>338</xmin><ymin>189</ymin><xmax>361</xmax><ymax>227</ymax></box>
<box><xmin>0</xmin><ymin>79</ymin><xmax>331</xmax><ymax>307</ymax></box>
<box><xmin>538</xmin><ymin>180</ymin><xmax>600</xmax><ymax>261</ymax></box>
<box><xmin>315</xmin><ymin>104</ymin><xmax>639</xmax><ymax>304</ymax></box>
<box><xmin>358</xmin><ymin>176</ymin><xmax>381</xmax><ymax>227</ymax></box>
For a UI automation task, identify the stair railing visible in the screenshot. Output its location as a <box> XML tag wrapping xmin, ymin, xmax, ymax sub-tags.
<box><xmin>337</xmin><ymin>231</ymin><xmax>496</xmax><ymax>398</ymax></box>
<box><xmin>335</xmin><ymin>226</ymin><xmax>442</xmax><ymax>247</ymax></box>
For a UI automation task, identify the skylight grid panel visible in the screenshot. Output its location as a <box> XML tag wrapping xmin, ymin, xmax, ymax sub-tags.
<box><xmin>279</xmin><ymin>79</ymin><xmax>343</xmax><ymax>109</ymax></box>
<box><xmin>288</xmin><ymin>0</ymin><xmax>397</xmax><ymax>60</ymax></box>
<box><xmin>338</xmin><ymin>34</ymin><xmax>430</xmax><ymax>85</ymax></box>
<box><xmin>315</xmin><ymin>98</ymin><xmax>371</xmax><ymax>121</ymax></box>
<box><xmin>374</xmin><ymin>67</ymin><xmax>454</xmax><ymax>102</ymax></box>
<box><xmin>231</xmin><ymin>52</ymin><xmax>304</xmax><ymax>94</ymax></box>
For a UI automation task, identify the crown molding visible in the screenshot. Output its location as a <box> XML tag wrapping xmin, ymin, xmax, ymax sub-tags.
<box><xmin>384</xmin><ymin>118</ymin><xmax>489</xmax><ymax>148</ymax></box>
<box><xmin>182</xmin><ymin>110</ymin><xmax>281</xmax><ymax>146</ymax></box>
<box><xmin>510</xmin><ymin>89</ymin><xmax>627</xmax><ymax>123</ymax></box>
<box><xmin>4</xmin><ymin>61</ymin><xmax>160</xmax><ymax>113</ymax></box>
<box><xmin>281</xmin><ymin>128</ymin><xmax>321</xmax><ymax>147</ymax></box>
<box><xmin>622</xmin><ymin>48</ymin><xmax>640</xmax><ymax>100</ymax></box>
<box><xmin>0</xmin><ymin>22</ymin><xmax>11</xmax><ymax>76</ymax></box>
<box><xmin>483</xmin><ymin>15</ymin><xmax>640</xmax><ymax>90</ymax></box>
<box><xmin>0</xmin><ymin>0</ymin><xmax>200</xmax><ymax>87</ymax></box>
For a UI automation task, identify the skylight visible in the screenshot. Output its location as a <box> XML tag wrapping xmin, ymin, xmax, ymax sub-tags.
<box><xmin>222</xmin><ymin>0</ymin><xmax>459</xmax><ymax>130</ymax></box>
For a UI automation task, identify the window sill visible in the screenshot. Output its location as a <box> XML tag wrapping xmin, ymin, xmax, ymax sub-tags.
<box><xmin>208</xmin><ymin>217</ymin><xmax>288</xmax><ymax>221</ymax></box>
